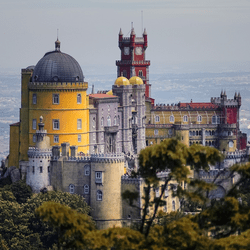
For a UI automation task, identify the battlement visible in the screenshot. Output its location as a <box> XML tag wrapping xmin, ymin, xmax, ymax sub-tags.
<box><xmin>28</xmin><ymin>81</ymin><xmax>88</xmax><ymax>90</ymax></box>
<box><xmin>198</xmin><ymin>169</ymin><xmax>231</xmax><ymax>179</ymax></box>
<box><xmin>116</xmin><ymin>60</ymin><xmax>150</xmax><ymax>66</ymax></box>
<box><xmin>222</xmin><ymin>149</ymin><xmax>248</xmax><ymax>159</ymax></box>
<box><xmin>28</xmin><ymin>147</ymin><xmax>52</xmax><ymax>158</ymax></box>
<box><xmin>121</xmin><ymin>174</ymin><xmax>143</xmax><ymax>184</ymax></box>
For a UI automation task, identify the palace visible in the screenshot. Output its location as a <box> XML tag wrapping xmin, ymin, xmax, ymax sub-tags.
<box><xmin>7</xmin><ymin>28</ymin><xmax>248</xmax><ymax>228</ymax></box>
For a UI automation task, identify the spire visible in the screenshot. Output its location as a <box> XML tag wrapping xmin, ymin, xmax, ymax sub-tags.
<box><xmin>119</xmin><ymin>28</ymin><xmax>123</xmax><ymax>36</ymax></box>
<box><xmin>55</xmin><ymin>30</ymin><xmax>61</xmax><ymax>51</ymax></box>
<box><xmin>143</xmin><ymin>28</ymin><xmax>147</xmax><ymax>35</ymax></box>
<box><xmin>131</xmin><ymin>27</ymin><xmax>135</xmax><ymax>36</ymax></box>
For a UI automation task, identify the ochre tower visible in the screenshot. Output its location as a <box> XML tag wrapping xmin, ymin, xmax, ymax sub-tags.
<box><xmin>116</xmin><ymin>28</ymin><xmax>151</xmax><ymax>98</ymax></box>
<box><xmin>9</xmin><ymin>39</ymin><xmax>89</xmax><ymax>168</ymax></box>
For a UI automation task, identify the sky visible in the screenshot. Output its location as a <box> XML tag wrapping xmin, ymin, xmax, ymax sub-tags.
<box><xmin>1</xmin><ymin>0</ymin><xmax>250</xmax><ymax>75</ymax></box>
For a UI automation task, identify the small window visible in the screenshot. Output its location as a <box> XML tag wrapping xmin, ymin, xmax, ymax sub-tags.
<box><xmin>154</xmin><ymin>129</ymin><xmax>158</xmax><ymax>135</ymax></box>
<box><xmin>169</xmin><ymin>115</ymin><xmax>174</xmax><ymax>122</ymax></box>
<box><xmin>48</xmin><ymin>166</ymin><xmax>50</xmax><ymax>173</ymax></box>
<box><xmin>172</xmin><ymin>200</ymin><xmax>175</xmax><ymax>211</ymax></box>
<box><xmin>117</xmin><ymin>116</ymin><xmax>120</xmax><ymax>126</ymax></box>
<box><xmin>114</xmin><ymin>116</ymin><xmax>117</xmax><ymax>126</ymax></box>
<box><xmin>32</xmin><ymin>94</ymin><xmax>37</xmax><ymax>104</ymax></box>
<box><xmin>39</xmin><ymin>166</ymin><xmax>43</xmax><ymax>173</ymax></box>
<box><xmin>107</xmin><ymin>116</ymin><xmax>111</xmax><ymax>126</ymax></box>
<box><xmin>77</xmin><ymin>119</ymin><xmax>82</xmax><ymax>130</ymax></box>
<box><xmin>123</xmin><ymin>70</ymin><xmax>127</xmax><ymax>77</ymax></box>
<box><xmin>54</xmin><ymin>135</ymin><xmax>59</xmax><ymax>143</ymax></box>
<box><xmin>229</xmin><ymin>141</ymin><xmax>234</xmax><ymax>148</ymax></box>
<box><xmin>69</xmin><ymin>184</ymin><xmax>75</xmax><ymax>194</ymax></box>
<box><xmin>33</xmin><ymin>134</ymin><xmax>36</xmax><ymax>143</ymax></box>
<box><xmin>138</xmin><ymin>70</ymin><xmax>143</xmax><ymax>77</ymax></box>
<box><xmin>197</xmin><ymin>115</ymin><xmax>202</xmax><ymax>122</ymax></box>
<box><xmin>165</xmin><ymin>188</ymin><xmax>169</xmax><ymax>197</ymax></box>
<box><xmin>32</xmin><ymin>166</ymin><xmax>35</xmax><ymax>173</ymax></box>
<box><xmin>84</xmin><ymin>165</ymin><xmax>90</xmax><ymax>176</ymax></box>
<box><xmin>97</xmin><ymin>190</ymin><xmax>103</xmax><ymax>201</ymax></box>
<box><xmin>217</xmin><ymin>116</ymin><xmax>220</xmax><ymax>124</ymax></box>
<box><xmin>78</xmin><ymin>134</ymin><xmax>81</xmax><ymax>142</ymax></box>
<box><xmin>53</xmin><ymin>120</ymin><xmax>60</xmax><ymax>130</ymax></box>
<box><xmin>212</xmin><ymin>116</ymin><xmax>217</xmax><ymax>124</ymax></box>
<box><xmin>183</xmin><ymin>115</ymin><xmax>188</xmax><ymax>122</ymax></box>
<box><xmin>101</xmin><ymin>117</ymin><xmax>104</xmax><ymax>126</ymax></box>
<box><xmin>77</xmin><ymin>94</ymin><xmax>82</xmax><ymax>104</ymax></box>
<box><xmin>95</xmin><ymin>171</ymin><xmax>102</xmax><ymax>184</ymax></box>
<box><xmin>93</xmin><ymin>117</ymin><xmax>96</xmax><ymax>128</ymax></box>
<box><xmin>32</xmin><ymin>119</ymin><xmax>37</xmax><ymax>130</ymax></box>
<box><xmin>155</xmin><ymin>116</ymin><xmax>160</xmax><ymax>122</ymax></box>
<box><xmin>84</xmin><ymin>184</ymin><xmax>89</xmax><ymax>194</ymax></box>
<box><xmin>155</xmin><ymin>187</ymin><xmax>160</xmax><ymax>198</ymax></box>
<box><xmin>53</xmin><ymin>94</ymin><xmax>59</xmax><ymax>104</ymax></box>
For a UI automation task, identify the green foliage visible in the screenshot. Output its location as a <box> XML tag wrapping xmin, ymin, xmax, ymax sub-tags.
<box><xmin>11</xmin><ymin>180</ymin><xmax>32</xmax><ymax>203</ymax></box>
<box><xmin>0</xmin><ymin>176</ymin><xmax>12</xmax><ymax>188</ymax></box>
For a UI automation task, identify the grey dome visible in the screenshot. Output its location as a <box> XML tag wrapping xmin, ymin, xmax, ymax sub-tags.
<box><xmin>32</xmin><ymin>41</ymin><xmax>84</xmax><ymax>83</ymax></box>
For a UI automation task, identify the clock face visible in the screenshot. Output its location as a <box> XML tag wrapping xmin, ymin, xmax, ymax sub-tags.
<box><xmin>124</xmin><ymin>47</ymin><xmax>130</xmax><ymax>55</ymax></box>
<box><xmin>135</xmin><ymin>47</ymin><xmax>142</xmax><ymax>55</ymax></box>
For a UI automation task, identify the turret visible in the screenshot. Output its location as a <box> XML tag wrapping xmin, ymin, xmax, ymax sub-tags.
<box><xmin>119</xmin><ymin>28</ymin><xmax>123</xmax><ymax>47</ymax></box>
<box><xmin>143</xmin><ymin>28</ymin><xmax>148</xmax><ymax>48</ymax></box>
<box><xmin>130</xmin><ymin>28</ymin><xmax>135</xmax><ymax>48</ymax></box>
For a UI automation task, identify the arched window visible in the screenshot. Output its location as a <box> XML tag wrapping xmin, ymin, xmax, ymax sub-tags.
<box><xmin>196</xmin><ymin>131</ymin><xmax>199</xmax><ymax>136</ymax></box>
<box><xmin>193</xmin><ymin>131</ymin><xmax>195</xmax><ymax>136</ymax></box>
<box><xmin>169</xmin><ymin>115</ymin><xmax>174</xmax><ymax>123</ymax></box>
<box><xmin>77</xmin><ymin>94</ymin><xmax>82</xmax><ymax>104</ymax></box>
<box><xmin>183</xmin><ymin>115</ymin><xmax>188</xmax><ymax>122</ymax></box>
<box><xmin>53</xmin><ymin>119</ymin><xmax>59</xmax><ymax>130</ymax></box>
<box><xmin>93</xmin><ymin>117</ymin><xmax>96</xmax><ymax>128</ymax></box>
<box><xmin>229</xmin><ymin>141</ymin><xmax>234</xmax><ymax>148</ymax></box>
<box><xmin>172</xmin><ymin>200</ymin><xmax>175</xmax><ymax>211</ymax></box>
<box><xmin>84</xmin><ymin>185</ymin><xmax>89</xmax><ymax>194</ymax></box>
<box><xmin>138</xmin><ymin>70</ymin><xmax>143</xmax><ymax>77</ymax></box>
<box><xmin>32</xmin><ymin>119</ymin><xmax>37</xmax><ymax>130</ymax></box>
<box><xmin>69</xmin><ymin>184</ymin><xmax>75</xmax><ymax>194</ymax></box>
<box><xmin>97</xmin><ymin>190</ymin><xmax>103</xmax><ymax>201</ymax></box>
<box><xmin>84</xmin><ymin>165</ymin><xmax>90</xmax><ymax>176</ymax></box>
<box><xmin>117</xmin><ymin>115</ymin><xmax>120</xmax><ymax>126</ymax></box>
<box><xmin>33</xmin><ymin>94</ymin><xmax>37</xmax><ymax>104</ymax></box>
<box><xmin>33</xmin><ymin>134</ymin><xmax>36</xmax><ymax>143</ymax></box>
<box><xmin>155</xmin><ymin>116</ymin><xmax>160</xmax><ymax>122</ymax></box>
<box><xmin>197</xmin><ymin>115</ymin><xmax>202</xmax><ymax>122</ymax></box>
<box><xmin>53</xmin><ymin>94</ymin><xmax>59</xmax><ymax>104</ymax></box>
<box><xmin>101</xmin><ymin>117</ymin><xmax>104</xmax><ymax>126</ymax></box>
<box><xmin>114</xmin><ymin>116</ymin><xmax>117</xmax><ymax>125</ymax></box>
<box><xmin>107</xmin><ymin>116</ymin><xmax>111</xmax><ymax>126</ymax></box>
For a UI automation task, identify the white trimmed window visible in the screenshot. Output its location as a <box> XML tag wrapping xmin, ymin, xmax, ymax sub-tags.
<box><xmin>54</xmin><ymin>135</ymin><xmax>59</xmax><ymax>143</ymax></box>
<box><xmin>155</xmin><ymin>115</ymin><xmax>160</xmax><ymax>122</ymax></box>
<box><xmin>170</xmin><ymin>115</ymin><xmax>174</xmax><ymax>122</ymax></box>
<box><xmin>84</xmin><ymin>185</ymin><xmax>89</xmax><ymax>194</ymax></box>
<box><xmin>97</xmin><ymin>190</ymin><xmax>103</xmax><ymax>201</ymax></box>
<box><xmin>69</xmin><ymin>184</ymin><xmax>75</xmax><ymax>194</ymax></box>
<box><xmin>78</xmin><ymin>134</ymin><xmax>81</xmax><ymax>142</ymax></box>
<box><xmin>53</xmin><ymin>94</ymin><xmax>59</xmax><ymax>104</ymax></box>
<box><xmin>183</xmin><ymin>115</ymin><xmax>188</xmax><ymax>122</ymax></box>
<box><xmin>77</xmin><ymin>119</ymin><xmax>82</xmax><ymax>130</ymax></box>
<box><xmin>77</xmin><ymin>94</ymin><xmax>82</xmax><ymax>104</ymax></box>
<box><xmin>107</xmin><ymin>116</ymin><xmax>111</xmax><ymax>126</ymax></box>
<box><xmin>84</xmin><ymin>165</ymin><xmax>90</xmax><ymax>176</ymax></box>
<box><xmin>32</xmin><ymin>94</ymin><xmax>37</xmax><ymax>104</ymax></box>
<box><xmin>95</xmin><ymin>171</ymin><xmax>102</xmax><ymax>184</ymax></box>
<box><xmin>197</xmin><ymin>115</ymin><xmax>202</xmax><ymax>122</ymax></box>
<box><xmin>212</xmin><ymin>115</ymin><xmax>217</xmax><ymax>124</ymax></box>
<box><xmin>154</xmin><ymin>129</ymin><xmax>158</xmax><ymax>135</ymax></box>
<box><xmin>32</xmin><ymin>119</ymin><xmax>37</xmax><ymax>130</ymax></box>
<box><xmin>53</xmin><ymin>119</ymin><xmax>59</xmax><ymax>130</ymax></box>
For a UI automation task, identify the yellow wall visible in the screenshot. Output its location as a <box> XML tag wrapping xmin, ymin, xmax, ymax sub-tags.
<box><xmin>8</xmin><ymin>124</ymin><xmax>20</xmax><ymax>167</ymax></box>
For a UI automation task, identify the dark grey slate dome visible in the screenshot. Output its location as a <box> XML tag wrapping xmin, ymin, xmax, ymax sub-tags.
<box><xmin>32</xmin><ymin>40</ymin><xmax>84</xmax><ymax>82</ymax></box>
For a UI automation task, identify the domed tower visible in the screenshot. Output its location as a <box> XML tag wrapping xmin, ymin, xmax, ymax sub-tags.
<box><xmin>16</xmin><ymin>39</ymin><xmax>89</xmax><ymax>165</ymax></box>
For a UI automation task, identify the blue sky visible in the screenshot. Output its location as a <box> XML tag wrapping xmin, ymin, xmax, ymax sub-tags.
<box><xmin>1</xmin><ymin>0</ymin><xmax>250</xmax><ymax>73</ymax></box>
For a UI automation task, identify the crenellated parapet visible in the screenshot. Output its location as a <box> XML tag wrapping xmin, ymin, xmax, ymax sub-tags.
<box><xmin>121</xmin><ymin>175</ymin><xmax>143</xmax><ymax>184</ymax></box>
<box><xmin>28</xmin><ymin>147</ymin><xmax>52</xmax><ymax>158</ymax></box>
<box><xmin>28</xmin><ymin>81</ymin><xmax>88</xmax><ymax>91</ymax></box>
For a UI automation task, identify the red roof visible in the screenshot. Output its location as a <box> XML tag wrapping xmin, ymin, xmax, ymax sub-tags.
<box><xmin>89</xmin><ymin>94</ymin><xmax>117</xmax><ymax>99</ymax></box>
<box><xmin>10</xmin><ymin>122</ymin><xmax>20</xmax><ymax>126</ymax></box>
<box><xmin>179</xmin><ymin>102</ymin><xmax>219</xmax><ymax>109</ymax></box>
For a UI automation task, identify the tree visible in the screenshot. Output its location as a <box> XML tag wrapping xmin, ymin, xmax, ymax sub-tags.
<box><xmin>124</xmin><ymin>139</ymin><xmax>222</xmax><ymax>237</ymax></box>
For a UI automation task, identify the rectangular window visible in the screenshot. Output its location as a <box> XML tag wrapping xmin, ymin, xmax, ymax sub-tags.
<box><xmin>32</xmin><ymin>166</ymin><xmax>35</xmax><ymax>174</ymax></box>
<box><xmin>77</xmin><ymin>94</ymin><xmax>82</xmax><ymax>104</ymax></box>
<box><xmin>53</xmin><ymin>120</ymin><xmax>60</xmax><ymax>130</ymax></box>
<box><xmin>183</xmin><ymin>115</ymin><xmax>188</xmax><ymax>122</ymax></box>
<box><xmin>32</xmin><ymin>119</ymin><xmax>37</xmax><ymax>130</ymax></box>
<box><xmin>33</xmin><ymin>134</ymin><xmax>36</xmax><ymax>143</ymax></box>
<box><xmin>154</xmin><ymin>129</ymin><xmax>158</xmax><ymax>135</ymax></box>
<box><xmin>77</xmin><ymin>119</ymin><xmax>82</xmax><ymax>130</ymax></box>
<box><xmin>155</xmin><ymin>116</ymin><xmax>160</xmax><ymax>122</ymax></box>
<box><xmin>32</xmin><ymin>93</ymin><xmax>37</xmax><ymax>104</ymax></box>
<box><xmin>95</xmin><ymin>171</ymin><xmax>102</xmax><ymax>184</ymax></box>
<box><xmin>40</xmin><ymin>166</ymin><xmax>43</xmax><ymax>173</ymax></box>
<box><xmin>54</xmin><ymin>135</ymin><xmax>59</xmax><ymax>143</ymax></box>
<box><xmin>197</xmin><ymin>115</ymin><xmax>202</xmax><ymax>122</ymax></box>
<box><xmin>53</xmin><ymin>94</ymin><xmax>59</xmax><ymax>104</ymax></box>
<box><xmin>155</xmin><ymin>187</ymin><xmax>160</xmax><ymax>198</ymax></box>
<box><xmin>78</xmin><ymin>134</ymin><xmax>81</xmax><ymax>142</ymax></box>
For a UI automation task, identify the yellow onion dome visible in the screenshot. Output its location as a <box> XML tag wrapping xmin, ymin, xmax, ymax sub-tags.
<box><xmin>115</xmin><ymin>76</ymin><xmax>130</xmax><ymax>86</ymax></box>
<box><xmin>129</xmin><ymin>76</ymin><xmax>143</xmax><ymax>85</ymax></box>
<box><xmin>106</xmin><ymin>90</ymin><xmax>113</xmax><ymax>95</ymax></box>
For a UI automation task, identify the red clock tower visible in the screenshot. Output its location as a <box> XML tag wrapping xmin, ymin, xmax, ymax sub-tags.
<box><xmin>116</xmin><ymin>28</ymin><xmax>151</xmax><ymax>98</ymax></box>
